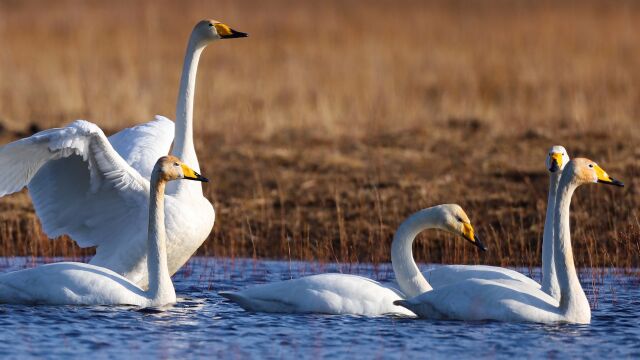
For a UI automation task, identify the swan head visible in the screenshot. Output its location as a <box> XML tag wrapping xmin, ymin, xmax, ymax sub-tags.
<box><xmin>192</xmin><ymin>19</ymin><xmax>248</xmax><ymax>44</ymax></box>
<box><xmin>154</xmin><ymin>155</ymin><xmax>209</xmax><ymax>183</ymax></box>
<box><xmin>565</xmin><ymin>158</ymin><xmax>624</xmax><ymax>187</ymax></box>
<box><xmin>436</xmin><ymin>204</ymin><xmax>487</xmax><ymax>251</ymax></box>
<box><xmin>545</xmin><ymin>145</ymin><xmax>570</xmax><ymax>173</ymax></box>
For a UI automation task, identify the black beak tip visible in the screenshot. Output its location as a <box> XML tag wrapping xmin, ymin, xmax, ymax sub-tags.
<box><xmin>598</xmin><ymin>178</ymin><xmax>624</xmax><ymax>187</ymax></box>
<box><xmin>612</xmin><ymin>179</ymin><xmax>624</xmax><ymax>187</ymax></box>
<box><xmin>473</xmin><ymin>235</ymin><xmax>487</xmax><ymax>252</ymax></box>
<box><xmin>195</xmin><ymin>173</ymin><xmax>209</xmax><ymax>182</ymax></box>
<box><xmin>231</xmin><ymin>29</ymin><xmax>248</xmax><ymax>38</ymax></box>
<box><xmin>549</xmin><ymin>162</ymin><xmax>559</xmax><ymax>173</ymax></box>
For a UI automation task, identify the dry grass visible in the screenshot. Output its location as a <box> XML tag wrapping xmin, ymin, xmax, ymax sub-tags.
<box><xmin>0</xmin><ymin>0</ymin><xmax>639</xmax><ymax>268</ymax></box>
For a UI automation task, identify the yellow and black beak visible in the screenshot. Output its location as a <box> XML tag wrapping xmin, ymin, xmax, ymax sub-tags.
<box><xmin>549</xmin><ymin>153</ymin><xmax>563</xmax><ymax>173</ymax></box>
<box><xmin>214</xmin><ymin>23</ymin><xmax>248</xmax><ymax>39</ymax></box>
<box><xmin>462</xmin><ymin>222</ymin><xmax>487</xmax><ymax>251</ymax></box>
<box><xmin>181</xmin><ymin>164</ymin><xmax>209</xmax><ymax>182</ymax></box>
<box><xmin>594</xmin><ymin>164</ymin><xmax>624</xmax><ymax>187</ymax></box>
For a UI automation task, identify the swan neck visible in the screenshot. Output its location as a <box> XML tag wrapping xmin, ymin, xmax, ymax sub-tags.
<box><xmin>391</xmin><ymin>208</ymin><xmax>438</xmax><ymax>297</ymax></box>
<box><xmin>541</xmin><ymin>172</ymin><xmax>561</xmax><ymax>300</ymax></box>
<box><xmin>172</xmin><ymin>35</ymin><xmax>205</xmax><ymax>195</ymax></box>
<box><xmin>553</xmin><ymin>175</ymin><xmax>588</xmax><ymax>317</ymax></box>
<box><xmin>147</xmin><ymin>174</ymin><xmax>175</xmax><ymax>302</ymax></box>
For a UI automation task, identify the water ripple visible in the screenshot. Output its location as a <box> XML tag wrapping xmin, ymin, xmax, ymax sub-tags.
<box><xmin>0</xmin><ymin>257</ymin><xmax>638</xmax><ymax>359</ymax></box>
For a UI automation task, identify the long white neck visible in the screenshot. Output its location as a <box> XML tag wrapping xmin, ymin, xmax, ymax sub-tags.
<box><xmin>553</xmin><ymin>174</ymin><xmax>590</xmax><ymax>321</ymax></box>
<box><xmin>541</xmin><ymin>171</ymin><xmax>561</xmax><ymax>301</ymax></box>
<box><xmin>171</xmin><ymin>34</ymin><xmax>205</xmax><ymax>195</ymax></box>
<box><xmin>391</xmin><ymin>208</ymin><xmax>444</xmax><ymax>297</ymax></box>
<box><xmin>146</xmin><ymin>174</ymin><xmax>176</xmax><ymax>304</ymax></box>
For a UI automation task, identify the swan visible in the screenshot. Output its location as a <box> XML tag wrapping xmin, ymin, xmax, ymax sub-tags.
<box><xmin>220</xmin><ymin>204</ymin><xmax>486</xmax><ymax>316</ymax></box>
<box><xmin>0</xmin><ymin>20</ymin><xmax>247</xmax><ymax>287</ymax></box>
<box><xmin>0</xmin><ymin>156</ymin><xmax>208</xmax><ymax>305</ymax></box>
<box><xmin>423</xmin><ymin>146</ymin><xmax>570</xmax><ymax>300</ymax></box>
<box><xmin>394</xmin><ymin>158</ymin><xmax>624</xmax><ymax>323</ymax></box>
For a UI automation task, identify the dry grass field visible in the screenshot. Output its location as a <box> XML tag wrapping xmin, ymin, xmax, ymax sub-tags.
<box><xmin>0</xmin><ymin>0</ymin><xmax>638</xmax><ymax>269</ymax></box>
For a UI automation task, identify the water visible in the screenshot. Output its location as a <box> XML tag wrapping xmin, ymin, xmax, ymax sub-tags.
<box><xmin>0</xmin><ymin>257</ymin><xmax>638</xmax><ymax>359</ymax></box>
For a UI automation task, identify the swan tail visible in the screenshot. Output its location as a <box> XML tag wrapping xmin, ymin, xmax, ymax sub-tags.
<box><xmin>219</xmin><ymin>291</ymin><xmax>261</xmax><ymax>311</ymax></box>
<box><xmin>393</xmin><ymin>298</ymin><xmax>446</xmax><ymax>319</ymax></box>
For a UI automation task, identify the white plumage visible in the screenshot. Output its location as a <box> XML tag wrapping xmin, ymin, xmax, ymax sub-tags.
<box><xmin>221</xmin><ymin>204</ymin><xmax>486</xmax><ymax>315</ymax></box>
<box><xmin>421</xmin><ymin>146</ymin><xmax>570</xmax><ymax>294</ymax></box>
<box><xmin>423</xmin><ymin>264</ymin><xmax>540</xmax><ymax>289</ymax></box>
<box><xmin>222</xmin><ymin>274</ymin><xmax>413</xmax><ymax>316</ymax></box>
<box><xmin>394</xmin><ymin>159</ymin><xmax>623</xmax><ymax>323</ymax></box>
<box><xmin>0</xmin><ymin>262</ymin><xmax>156</xmax><ymax>306</ymax></box>
<box><xmin>0</xmin><ymin>156</ymin><xmax>207</xmax><ymax>306</ymax></box>
<box><xmin>0</xmin><ymin>20</ymin><xmax>246</xmax><ymax>287</ymax></box>
<box><xmin>0</xmin><ymin>119</ymin><xmax>214</xmax><ymax>287</ymax></box>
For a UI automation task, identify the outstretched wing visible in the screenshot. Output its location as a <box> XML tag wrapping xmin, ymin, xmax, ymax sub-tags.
<box><xmin>0</xmin><ymin>120</ymin><xmax>150</xmax><ymax>248</ymax></box>
<box><xmin>108</xmin><ymin>115</ymin><xmax>175</xmax><ymax>179</ymax></box>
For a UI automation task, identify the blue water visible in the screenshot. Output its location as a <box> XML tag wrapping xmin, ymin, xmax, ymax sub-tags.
<box><xmin>0</xmin><ymin>257</ymin><xmax>638</xmax><ymax>359</ymax></box>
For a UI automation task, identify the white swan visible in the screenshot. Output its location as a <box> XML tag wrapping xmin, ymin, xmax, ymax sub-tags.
<box><xmin>0</xmin><ymin>156</ymin><xmax>208</xmax><ymax>306</ymax></box>
<box><xmin>423</xmin><ymin>146</ymin><xmax>570</xmax><ymax>295</ymax></box>
<box><xmin>394</xmin><ymin>158</ymin><xmax>624</xmax><ymax>323</ymax></box>
<box><xmin>220</xmin><ymin>204</ymin><xmax>486</xmax><ymax>316</ymax></box>
<box><xmin>0</xmin><ymin>20</ymin><xmax>246</xmax><ymax>287</ymax></box>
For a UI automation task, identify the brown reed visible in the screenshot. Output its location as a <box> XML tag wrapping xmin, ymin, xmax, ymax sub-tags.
<box><xmin>0</xmin><ymin>0</ymin><xmax>638</xmax><ymax>269</ymax></box>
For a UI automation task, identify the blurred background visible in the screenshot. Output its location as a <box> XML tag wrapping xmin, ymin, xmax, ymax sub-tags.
<box><xmin>0</xmin><ymin>0</ymin><xmax>638</xmax><ymax>268</ymax></box>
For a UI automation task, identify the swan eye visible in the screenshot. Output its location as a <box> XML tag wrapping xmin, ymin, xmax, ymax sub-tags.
<box><xmin>588</xmin><ymin>164</ymin><xmax>594</xmax><ymax>168</ymax></box>
<box><xmin>209</xmin><ymin>23</ymin><xmax>214</xmax><ymax>27</ymax></box>
<box><xmin>173</xmin><ymin>162</ymin><xmax>180</xmax><ymax>167</ymax></box>
<box><xmin>455</xmin><ymin>216</ymin><xmax>463</xmax><ymax>223</ymax></box>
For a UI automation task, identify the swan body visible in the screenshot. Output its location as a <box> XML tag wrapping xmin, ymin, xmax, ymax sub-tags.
<box><xmin>422</xmin><ymin>146</ymin><xmax>570</xmax><ymax>296</ymax></box>
<box><xmin>0</xmin><ymin>20</ymin><xmax>247</xmax><ymax>287</ymax></box>
<box><xmin>396</xmin><ymin>278</ymin><xmax>563</xmax><ymax>322</ymax></box>
<box><xmin>423</xmin><ymin>265</ymin><xmax>540</xmax><ymax>289</ymax></box>
<box><xmin>221</xmin><ymin>204</ymin><xmax>486</xmax><ymax>315</ymax></box>
<box><xmin>0</xmin><ymin>156</ymin><xmax>208</xmax><ymax>306</ymax></box>
<box><xmin>395</xmin><ymin>158</ymin><xmax>624</xmax><ymax>323</ymax></box>
<box><xmin>221</xmin><ymin>274</ymin><xmax>413</xmax><ymax>316</ymax></box>
<box><xmin>0</xmin><ymin>262</ymin><xmax>159</xmax><ymax>306</ymax></box>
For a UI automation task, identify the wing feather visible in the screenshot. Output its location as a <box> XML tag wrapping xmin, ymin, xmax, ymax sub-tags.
<box><xmin>108</xmin><ymin>115</ymin><xmax>174</xmax><ymax>179</ymax></box>
<box><xmin>0</xmin><ymin>120</ymin><xmax>150</xmax><ymax>248</ymax></box>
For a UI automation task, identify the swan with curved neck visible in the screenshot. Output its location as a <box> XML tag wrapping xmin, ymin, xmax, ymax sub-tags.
<box><xmin>391</xmin><ymin>205</ymin><xmax>485</xmax><ymax>297</ymax></box>
<box><xmin>0</xmin><ymin>156</ymin><xmax>208</xmax><ymax>306</ymax></box>
<box><xmin>421</xmin><ymin>146</ymin><xmax>570</xmax><ymax>294</ymax></box>
<box><xmin>0</xmin><ymin>20</ymin><xmax>246</xmax><ymax>288</ymax></box>
<box><xmin>394</xmin><ymin>158</ymin><xmax>623</xmax><ymax>323</ymax></box>
<box><xmin>220</xmin><ymin>204</ymin><xmax>485</xmax><ymax>315</ymax></box>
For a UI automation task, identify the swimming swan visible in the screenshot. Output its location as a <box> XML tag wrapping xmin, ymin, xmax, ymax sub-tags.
<box><xmin>423</xmin><ymin>146</ymin><xmax>570</xmax><ymax>302</ymax></box>
<box><xmin>394</xmin><ymin>158</ymin><xmax>623</xmax><ymax>323</ymax></box>
<box><xmin>0</xmin><ymin>156</ymin><xmax>208</xmax><ymax>306</ymax></box>
<box><xmin>0</xmin><ymin>20</ymin><xmax>246</xmax><ymax>287</ymax></box>
<box><xmin>220</xmin><ymin>204</ymin><xmax>486</xmax><ymax>316</ymax></box>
